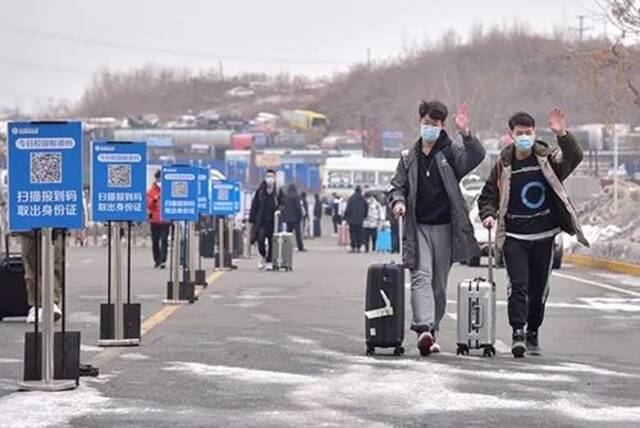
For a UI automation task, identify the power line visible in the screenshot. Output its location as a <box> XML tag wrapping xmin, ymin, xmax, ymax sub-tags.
<box><xmin>0</xmin><ymin>58</ymin><xmax>92</xmax><ymax>76</ymax></box>
<box><xmin>0</xmin><ymin>22</ymin><xmax>356</xmax><ymax>66</ymax></box>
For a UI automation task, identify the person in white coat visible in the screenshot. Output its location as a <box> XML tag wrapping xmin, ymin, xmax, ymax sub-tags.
<box><xmin>362</xmin><ymin>192</ymin><xmax>382</xmax><ymax>252</ymax></box>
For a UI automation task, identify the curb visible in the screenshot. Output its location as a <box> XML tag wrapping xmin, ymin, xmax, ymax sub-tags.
<box><xmin>564</xmin><ymin>253</ymin><xmax>640</xmax><ymax>276</ymax></box>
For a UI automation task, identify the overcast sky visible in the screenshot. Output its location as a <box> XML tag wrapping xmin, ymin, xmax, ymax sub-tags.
<box><xmin>0</xmin><ymin>0</ymin><xmax>601</xmax><ymax>113</ymax></box>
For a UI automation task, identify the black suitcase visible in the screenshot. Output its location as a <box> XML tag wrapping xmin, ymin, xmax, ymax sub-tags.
<box><xmin>0</xmin><ymin>252</ymin><xmax>30</xmax><ymax>321</ymax></box>
<box><xmin>365</xmin><ymin>262</ymin><xmax>405</xmax><ymax>356</ymax></box>
<box><xmin>365</xmin><ymin>217</ymin><xmax>405</xmax><ymax>356</ymax></box>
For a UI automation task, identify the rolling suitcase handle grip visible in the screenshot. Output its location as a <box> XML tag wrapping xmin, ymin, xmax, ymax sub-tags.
<box><xmin>471</xmin><ymin>304</ymin><xmax>484</xmax><ymax>328</ymax></box>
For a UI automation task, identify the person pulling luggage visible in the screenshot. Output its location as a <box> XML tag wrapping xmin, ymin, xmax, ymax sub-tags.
<box><xmin>387</xmin><ymin>100</ymin><xmax>485</xmax><ymax>356</ymax></box>
<box><xmin>249</xmin><ymin>169</ymin><xmax>279</xmax><ymax>271</ymax></box>
<box><xmin>477</xmin><ymin>108</ymin><xmax>589</xmax><ymax>358</ymax></box>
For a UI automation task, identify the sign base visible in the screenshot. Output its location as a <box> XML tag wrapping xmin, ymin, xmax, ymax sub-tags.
<box><xmin>18</xmin><ymin>379</ymin><xmax>77</xmax><ymax>392</ymax></box>
<box><xmin>23</xmin><ymin>332</ymin><xmax>81</xmax><ymax>383</ymax></box>
<box><xmin>194</xmin><ymin>270</ymin><xmax>207</xmax><ymax>286</ymax></box>
<box><xmin>98</xmin><ymin>338</ymin><xmax>141</xmax><ymax>347</ymax></box>
<box><xmin>165</xmin><ymin>281</ymin><xmax>195</xmax><ymax>303</ymax></box>
<box><xmin>99</xmin><ymin>303</ymin><xmax>141</xmax><ymax>342</ymax></box>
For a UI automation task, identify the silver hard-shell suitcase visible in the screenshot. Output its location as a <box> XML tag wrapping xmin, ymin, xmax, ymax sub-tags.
<box><xmin>456</xmin><ymin>228</ymin><xmax>497</xmax><ymax>357</ymax></box>
<box><xmin>272</xmin><ymin>211</ymin><xmax>294</xmax><ymax>272</ymax></box>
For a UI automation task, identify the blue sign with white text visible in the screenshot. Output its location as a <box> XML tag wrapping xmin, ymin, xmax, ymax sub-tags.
<box><xmin>211</xmin><ymin>180</ymin><xmax>241</xmax><ymax>216</ymax></box>
<box><xmin>161</xmin><ymin>165</ymin><xmax>198</xmax><ymax>221</ymax></box>
<box><xmin>91</xmin><ymin>141</ymin><xmax>147</xmax><ymax>222</ymax></box>
<box><xmin>8</xmin><ymin>121</ymin><xmax>84</xmax><ymax>231</ymax></box>
<box><xmin>197</xmin><ymin>167</ymin><xmax>209</xmax><ymax>215</ymax></box>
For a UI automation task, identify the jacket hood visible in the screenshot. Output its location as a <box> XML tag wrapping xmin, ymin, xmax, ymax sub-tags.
<box><xmin>499</xmin><ymin>139</ymin><xmax>554</xmax><ymax>166</ymax></box>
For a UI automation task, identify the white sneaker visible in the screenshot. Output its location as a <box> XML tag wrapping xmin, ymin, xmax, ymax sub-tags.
<box><xmin>258</xmin><ymin>258</ymin><xmax>266</xmax><ymax>270</ymax></box>
<box><xmin>53</xmin><ymin>304</ymin><xmax>62</xmax><ymax>322</ymax></box>
<box><xmin>26</xmin><ymin>305</ymin><xmax>62</xmax><ymax>323</ymax></box>
<box><xmin>26</xmin><ymin>306</ymin><xmax>36</xmax><ymax>324</ymax></box>
<box><xmin>265</xmin><ymin>263</ymin><xmax>274</xmax><ymax>271</ymax></box>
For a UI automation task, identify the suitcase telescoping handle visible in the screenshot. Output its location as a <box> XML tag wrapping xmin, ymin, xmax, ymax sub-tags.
<box><xmin>487</xmin><ymin>227</ymin><xmax>494</xmax><ymax>283</ymax></box>
<box><xmin>274</xmin><ymin>210</ymin><xmax>282</xmax><ymax>233</ymax></box>
<box><xmin>398</xmin><ymin>214</ymin><xmax>403</xmax><ymax>264</ymax></box>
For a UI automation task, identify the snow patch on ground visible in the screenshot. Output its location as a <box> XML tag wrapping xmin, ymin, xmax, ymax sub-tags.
<box><xmin>164</xmin><ymin>361</ymin><xmax>312</xmax><ymax>385</ymax></box>
<box><xmin>67</xmin><ymin>311</ymin><xmax>100</xmax><ymax>324</ymax></box>
<box><xmin>580</xmin><ymin>297</ymin><xmax>640</xmax><ymax>312</ymax></box>
<box><xmin>0</xmin><ymin>384</ymin><xmax>110</xmax><ymax>428</ymax></box>
<box><xmin>120</xmin><ymin>353</ymin><xmax>150</xmax><ymax>361</ymax></box>
<box><xmin>80</xmin><ymin>344</ymin><xmax>103</xmax><ymax>352</ymax></box>
<box><xmin>225</xmin><ymin>336</ymin><xmax>275</xmax><ymax>346</ymax></box>
<box><xmin>0</xmin><ymin>358</ymin><xmax>21</xmax><ymax>364</ymax></box>
<box><xmin>250</xmin><ymin>313</ymin><xmax>281</xmax><ymax>322</ymax></box>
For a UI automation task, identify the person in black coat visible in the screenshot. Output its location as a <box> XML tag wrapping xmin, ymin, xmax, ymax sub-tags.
<box><xmin>344</xmin><ymin>186</ymin><xmax>368</xmax><ymax>252</ymax></box>
<box><xmin>280</xmin><ymin>183</ymin><xmax>305</xmax><ymax>251</ymax></box>
<box><xmin>313</xmin><ymin>193</ymin><xmax>322</xmax><ymax>237</ymax></box>
<box><xmin>249</xmin><ymin>169</ymin><xmax>279</xmax><ymax>269</ymax></box>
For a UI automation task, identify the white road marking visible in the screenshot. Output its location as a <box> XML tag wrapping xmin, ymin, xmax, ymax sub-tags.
<box><xmin>553</xmin><ymin>272</ymin><xmax>640</xmax><ymax>298</ymax></box>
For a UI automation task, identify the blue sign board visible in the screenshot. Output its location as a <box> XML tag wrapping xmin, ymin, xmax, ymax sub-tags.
<box><xmin>91</xmin><ymin>141</ymin><xmax>147</xmax><ymax>222</ymax></box>
<box><xmin>197</xmin><ymin>167</ymin><xmax>209</xmax><ymax>215</ymax></box>
<box><xmin>161</xmin><ymin>165</ymin><xmax>198</xmax><ymax>221</ymax></box>
<box><xmin>8</xmin><ymin>121</ymin><xmax>84</xmax><ymax>231</ymax></box>
<box><xmin>210</xmin><ymin>180</ymin><xmax>241</xmax><ymax>216</ymax></box>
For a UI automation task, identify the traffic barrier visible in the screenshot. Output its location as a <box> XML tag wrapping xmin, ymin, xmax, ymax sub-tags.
<box><xmin>564</xmin><ymin>252</ymin><xmax>640</xmax><ymax>276</ymax></box>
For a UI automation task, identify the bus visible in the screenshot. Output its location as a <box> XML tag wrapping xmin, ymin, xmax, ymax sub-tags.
<box><xmin>322</xmin><ymin>156</ymin><xmax>398</xmax><ymax>198</ymax></box>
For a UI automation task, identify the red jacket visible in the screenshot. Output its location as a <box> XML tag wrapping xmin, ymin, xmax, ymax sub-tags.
<box><xmin>146</xmin><ymin>183</ymin><xmax>167</xmax><ymax>224</ymax></box>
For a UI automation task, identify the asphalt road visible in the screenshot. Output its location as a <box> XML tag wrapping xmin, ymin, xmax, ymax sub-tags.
<box><xmin>1</xmin><ymin>226</ymin><xmax>640</xmax><ymax>427</ymax></box>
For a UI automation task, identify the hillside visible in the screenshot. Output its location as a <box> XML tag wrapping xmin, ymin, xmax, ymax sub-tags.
<box><xmin>74</xmin><ymin>29</ymin><xmax>640</xmax><ymax>137</ymax></box>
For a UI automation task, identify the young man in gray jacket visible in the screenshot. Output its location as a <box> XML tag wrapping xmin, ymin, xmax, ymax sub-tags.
<box><xmin>387</xmin><ymin>100</ymin><xmax>485</xmax><ymax>356</ymax></box>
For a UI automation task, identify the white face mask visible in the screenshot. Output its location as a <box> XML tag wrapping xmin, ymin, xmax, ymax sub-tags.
<box><xmin>265</xmin><ymin>176</ymin><xmax>275</xmax><ymax>185</ymax></box>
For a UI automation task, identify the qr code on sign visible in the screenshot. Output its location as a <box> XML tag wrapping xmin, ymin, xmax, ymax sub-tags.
<box><xmin>107</xmin><ymin>164</ymin><xmax>131</xmax><ymax>188</ymax></box>
<box><xmin>30</xmin><ymin>152</ymin><xmax>62</xmax><ymax>184</ymax></box>
<box><xmin>171</xmin><ymin>181</ymin><xmax>188</xmax><ymax>198</ymax></box>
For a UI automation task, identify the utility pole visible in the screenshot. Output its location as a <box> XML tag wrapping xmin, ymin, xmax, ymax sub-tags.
<box><xmin>366</xmin><ymin>47</ymin><xmax>371</xmax><ymax>68</ymax></box>
<box><xmin>360</xmin><ymin>114</ymin><xmax>367</xmax><ymax>156</ymax></box>
<box><xmin>578</xmin><ymin>15</ymin><xmax>586</xmax><ymax>43</ymax></box>
<box><xmin>219</xmin><ymin>61</ymin><xmax>224</xmax><ymax>81</ymax></box>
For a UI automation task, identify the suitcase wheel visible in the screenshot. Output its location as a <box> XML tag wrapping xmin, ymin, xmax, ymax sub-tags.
<box><xmin>482</xmin><ymin>346</ymin><xmax>496</xmax><ymax>358</ymax></box>
<box><xmin>393</xmin><ymin>346</ymin><xmax>404</xmax><ymax>357</ymax></box>
<box><xmin>456</xmin><ymin>344</ymin><xmax>469</xmax><ymax>356</ymax></box>
<box><xmin>366</xmin><ymin>346</ymin><xmax>375</xmax><ymax>356</ymax></box>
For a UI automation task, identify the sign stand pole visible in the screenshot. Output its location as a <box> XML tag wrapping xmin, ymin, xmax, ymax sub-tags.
<box><xmin>194</xmin><ymin>217</ymin><xmax>207</xmax><ymax>286</ymax></box>
<box><xmin>216</xmin><ymin>217</ymin><xmax>225</xmax><ymax>271</ymax></box>
<box><xmin>19</xmin><ymin>228</ymin><xmax>76</xmax><ymax>391</ymax></box>
<box><xmin>99</xmin><ymin>222</ymin><xmax>139</xmax><ymax>346</ymax></box>
<box><xmin>164</xmin><ymin>222</ymin><xmax>189</xmax><ymax>305</ymax></box>
<box><xmin>228</xmin><ymin>216</ymin><xmax>234</xmax><ymax>260</ymax></box>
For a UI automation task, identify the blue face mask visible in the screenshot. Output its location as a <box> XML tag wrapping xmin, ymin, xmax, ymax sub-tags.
<box><xmin>420</xmin><ymin>124</ymin><xmax>441</xmax><ymax>142</ymax></box>
<box><xmin>514</xmin><ymin>135</ymin><xmax>534</xmax><ymax>152</ymax></box>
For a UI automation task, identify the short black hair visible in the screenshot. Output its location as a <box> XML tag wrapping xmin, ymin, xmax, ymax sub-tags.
<box><xmin>154</xmin><ymin>170</ymin><xmax>161</xmax><ymax>179</ymax></box>
<box><xmin>419</xmin><ymin>100</ymin><xmax>448</xmax><ymax>122</ymax></box>
<box><xmin>508</xmin><ymin>112</ymin><xmax>536</xmax><ymax>130</ymax></box>
<box><xmin>265</xmin><ymin>169</ymin><xmax>276</xmax><ymax>175</ymax></box>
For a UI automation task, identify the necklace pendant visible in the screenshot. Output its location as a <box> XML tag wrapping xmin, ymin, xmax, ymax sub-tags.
<box><xmin>426</xmin><ymin>170</ymin><xmax>430</xmax><ymax>178</ymax></box>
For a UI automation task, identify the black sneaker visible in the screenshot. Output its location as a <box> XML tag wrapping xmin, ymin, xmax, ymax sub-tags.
<box><xmin>512</xmin><ymin>329</ymin><xmax>526</xmax><ymax>358</ymax></box>
<box><xmin>526</xmin><ymin>331</ymin><xmax>542</xmax><ymax>356</ymax></box>
<box><xmin>417</xmin><ymin>331</ymin><xmax>434</xmax><ymax>357</ymax></box>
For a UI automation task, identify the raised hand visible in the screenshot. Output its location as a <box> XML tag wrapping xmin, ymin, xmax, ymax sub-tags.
<box><xmin>454</xmin><ymin>102</ymin><xmax>471</xmax><ymax>136</ymax></box>
<box><xmin>548</xmin><ymin>107</ymin><xmax>567</xmax><ymax>136</ymax></box>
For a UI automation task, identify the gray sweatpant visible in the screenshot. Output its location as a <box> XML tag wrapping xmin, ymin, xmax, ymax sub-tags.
<box><xmin>410</xmin><ymin>223</ymin><xmax>452</xmax><ymax>333</ymax></box>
